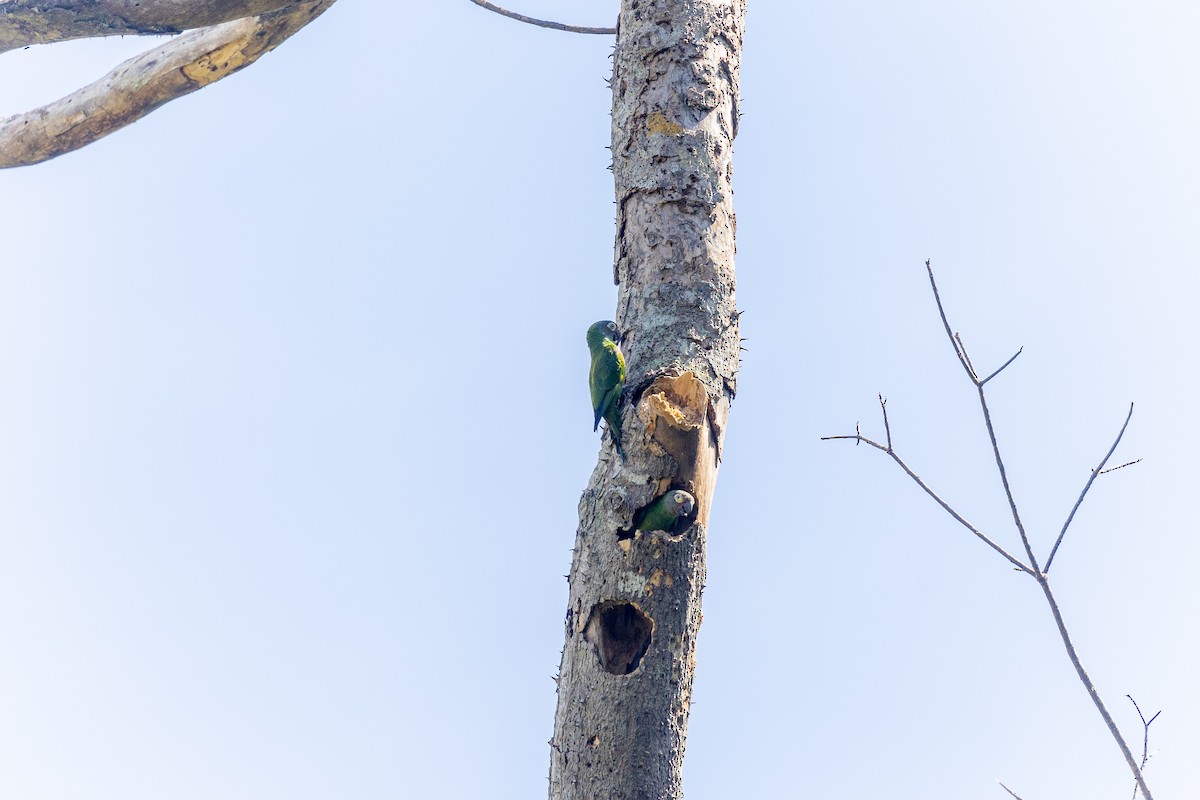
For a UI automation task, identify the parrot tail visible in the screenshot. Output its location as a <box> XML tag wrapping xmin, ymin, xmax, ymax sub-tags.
<box><xmin>609</xmin><ymin>409</ymin><xmax>625</xmax><ymax>460</ymax></box>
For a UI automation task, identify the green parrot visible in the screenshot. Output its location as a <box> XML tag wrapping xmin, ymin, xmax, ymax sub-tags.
<box><xmin>633</xmin><ymin>489</ymin><xmax>696</xmax><ymax>534</ymax></box>
<box><xmin>587</xmin><ymin>320</ymin><xmax>626</xmax><ymax>458</ymax></box>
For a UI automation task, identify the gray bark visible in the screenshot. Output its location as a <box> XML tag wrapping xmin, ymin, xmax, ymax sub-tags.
<box><xmin>0</xmin><ymin>0</ymin><xmax>296</xmax><ymax>54</ymax></box>
<box><xmin>0</xmin><ymin>1</ymin><xmax>335</xmax><ymax>169</ymax></box>
<box><xmin>549</xmin><ymin>1</ymin><xmax>744</xmax><ymax>798</ymax></box>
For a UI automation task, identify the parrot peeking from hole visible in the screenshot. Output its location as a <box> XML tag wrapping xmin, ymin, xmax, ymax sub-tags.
<box><xmin>586</xmin><ymin>320</ymin><xmax>626</xmax><ymax>458</ymax></box>
<box><xmin>633</xmin><ymin>489</ymin><xmax>696</xmax><ymax>535</ymax></box>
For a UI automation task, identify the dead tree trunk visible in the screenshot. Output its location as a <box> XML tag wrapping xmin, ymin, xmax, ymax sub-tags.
<box><xmin>548</xmin><ymin>1</ymin><xmax>745</xmax><ymax>798</ymax></box>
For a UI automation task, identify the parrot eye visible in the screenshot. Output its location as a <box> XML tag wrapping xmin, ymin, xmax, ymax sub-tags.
<box><xmin>607</xmin><ymin>322</ymin><xmax>618</xmax><ymax>333</ymax></box>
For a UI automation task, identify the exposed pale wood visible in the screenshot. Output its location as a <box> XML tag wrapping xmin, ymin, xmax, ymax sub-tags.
<box><xmin>0</xmin><ymin>0</ymin><xmax>297</xmax><ymax>54</ymax></box>
<box><xmin>548</xmin><ymin>1</ymin><xmax>745</xmax><ymax>798</ymax></box>
<box><xmin>0</xmin><ymin>0</ymin><xmax>335</xmax><ymax>168</ymax></box>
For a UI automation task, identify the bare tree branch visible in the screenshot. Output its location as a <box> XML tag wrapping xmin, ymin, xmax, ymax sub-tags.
<box><xmin>0</xmin><ymin>0</ymin><xmax>335</xmax><ymax>169</ymax></box>
<box><xmin>933</xmin><ymin>263</ymin><xmax>1153</xmax><ymax>799</ymax></box>
<box><xmin>821</xmin><ymin>397</ymin><xmax>1033</xmax><ymax>575</ymax></box>
<box><xmin>926</xmin><ymin>258</ymin><xmax>975</xmax><ymax>379</ymax></box>
<box><xmin>1127</xmin><ymin>695</ymin><xmax>1161</xmax><ymax>800</ymax></box>
<box><xmin>955</xmin><ymin>331</ymin><xmax>978</xmax><ymax>378</ymax></box>
<box><xmin>926</xmin><ymin>261</ymin><xmax>1041</xmax><ymax>571</ymax></box>
<box><xmin>467</xmin><ymin>0</ymin><xmax>616</xmax><ymax>35</ymax></box>
<box><xmin>1035</xmin><ymin>575</ymin><xmax>1152</xmax><ymax>798</ymax></box>
<box><xmin>829</xmin><ymin>261</ymin><xmax>1155</xmax><ymax>799</ymax></box>
<box><xmin>974</xmin><ymin>364</ymin><xmax>1040</xmax><ymax>567</ymax></box>
<box><xmin>1044</xmin><ymin>403</ymin><xmax>1136</xmax><ymax>573</ymax></box>
<box><xmin>980</xmin><ymin>347</ymin><xmax>1023</xmax><ymax>386</ymax></box>
<box><xmin>879</xmin><ymin>394</ymin><xmax>892</xmax><ymax>450</ymax></box>
<box><xmin>0</xmin><ymin>0</ymin><xmax>295</xmax><ymax>54</ymax></box>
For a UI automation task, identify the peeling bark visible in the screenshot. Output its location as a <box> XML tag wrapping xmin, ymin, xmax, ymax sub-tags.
<box><xmin>0</xmin><ymin>0</ymin><xmax>335</xmax><ymax>169</ymax></box>
<box><xmin>549</xmin><ymin>1</ymin><xmax>744</xmax><ymax>798</ymax></box>
<box><xmin>0</xmin><ymin>0</ymin><xmax>297</xmax><ymax>54</ymax></box>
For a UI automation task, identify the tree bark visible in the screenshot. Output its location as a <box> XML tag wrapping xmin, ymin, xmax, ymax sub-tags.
<box><xmin>548</xmin><ymin>1</ymin><xmax>744</xmax><ymax>798</ymax></box>
<box><xmin>0</xmin><ymin>0</ymin><xmax>297</xmax><ymax>54</ymax></box>
<box><xmin>0</xmin><ymin>1</ymin><xmax>335</xmax><ymax>169</ymax></box>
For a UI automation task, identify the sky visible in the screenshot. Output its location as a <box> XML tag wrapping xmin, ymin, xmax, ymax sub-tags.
<box><xmin>1</xmin><ymin>1</ymin><xmax>1197</xmax><ymax>797</ymax></box>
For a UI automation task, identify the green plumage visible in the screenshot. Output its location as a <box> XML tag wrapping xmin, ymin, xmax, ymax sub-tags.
<box><xmin>633</xmin><ymin>490</ymin><xmax>696</xmax><ymax>534</ymax></box>
<box><xmin>586</xmin><ymin>320</ymin><xmax>626</xmax><ymax>458</ymax></box>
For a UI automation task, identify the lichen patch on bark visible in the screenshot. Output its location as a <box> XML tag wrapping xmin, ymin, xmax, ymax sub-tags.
<box><xmin>646</xmin><ymin>568</ymin><xmax>674</xmax><ymax>593</ymax></box>
<box><xmin>181</xmin><ymin>39</ymin><xmax>252</xmax><ymax>85</ymax></box>
<box><xmin>647</xmin><ymin>111</ymin><xmax>684</xmax><ymax>136</ymax></box>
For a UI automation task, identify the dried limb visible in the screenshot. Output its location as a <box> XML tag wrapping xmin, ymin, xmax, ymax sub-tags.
<box><xmin>0</xmin><ymin>1</ymin><xmax>335</xmax><ymax>168</ymax></box>
<box><xmin>467</xmin><ymin>0</ymin><xmax>616</xmax><ymax>34</ymax></box>
<box><xmin>1044</xmin><ymin>403</ymin><xmax>1136</xmax><ymax>573</ymax></box>
<box><xmin>825</xmin><ymin>261</ymin><xmax>1153</xmax><ymax>799</ymax></box>
<box><xmin>0</xmin><ymin>0</ymin><xmax>295</xmax><ymax>53</ymax></box>
<box><xmin>1128</xmin><ymin>695</ymin><xmax>1161</xmax><ymax>800</ymax></box>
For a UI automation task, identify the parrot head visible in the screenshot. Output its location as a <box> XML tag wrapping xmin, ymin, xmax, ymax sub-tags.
<box><xmin>586</xmin><ymin>320</ymin><xmax>622</xmax><ymax>348</ymax></box>
<box><xmin>670</xmin><ymin>490</ymin><xmax>696</xmax><ymax>518</ymax></box>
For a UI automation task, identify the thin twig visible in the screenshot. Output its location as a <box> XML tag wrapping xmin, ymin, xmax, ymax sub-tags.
<box><xmin>879</xmin><ymin>395</ymin><xmax>892</xmax><ymax>450</ymax></box>
<box><xmin>467</xmin><ymin>0</ymin><xmax>616</xmax><ymax>34</ymax></box>
<box><xmin>1127</xmin><ymin>695</ymin><xmax>1161</xmax><ymax>800</ymax></box>
<box><xmin>980</xmin><ymin>347</ymin><xmax>1024</xmax><ymax>386</ymax></box>
<box><xmin>1101</xmin><ymin>459</ymin><xmax>1141</xmax><ymax>475</ymax></box>
<box><xmin>974</xmin><ymin>378</ymin><xmax>1041</xmax><ymax>571</ymax></box>
<box><xmin>998</xmin><ymin>781</ymin><xmax>1025</xmax><ymax>800</ymax></box>
<box><xmin>820</xmin><ymin>430</ymin><xmax>1033</xmax><ymax>575</ymax></box>
<box><xmin>956</xmin><ymin>332</ymin><xmax>978</xmax><ymax>378</ymax></box>
<box><xmin>926</xmin><ymin>263</ymin><xmax>964</xmax><ymax>374</ymax></box>
<box><xmin>1044</xmin><ymin>403</ymin><xmax>1136</xmax><ymax>573</ymax></box>
<box><xmin>928</xmin><ymin>265</ymin><xmax>1041</xmax><ymax>573</ymax></box>
<box><xmin>926</xmin><ymin>260</ymin><xmax>976</xmax><ymax>380</ymax></box>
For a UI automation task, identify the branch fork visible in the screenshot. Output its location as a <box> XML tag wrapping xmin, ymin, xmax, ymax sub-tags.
<box><xmin>1</xmin><ymin>0</ymin><xmax>337</xmax><ymax>168</ymax></box>
<box><xmin>824</xmin><ymin>260</ymin><xmax>1152</xmax><ymax>798</ymax></box>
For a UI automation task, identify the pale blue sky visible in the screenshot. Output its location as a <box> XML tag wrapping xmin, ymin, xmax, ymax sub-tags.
<box><xmin>1</xmin><ymin>1</ymin><xmax>1197</xmax><ymax>797</ymax></box>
